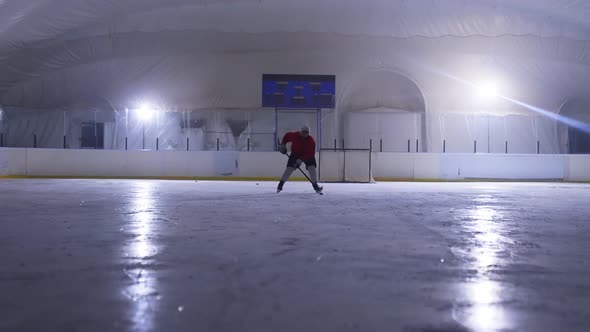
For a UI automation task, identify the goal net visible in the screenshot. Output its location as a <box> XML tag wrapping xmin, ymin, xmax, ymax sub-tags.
<box><xmin>318</xmin><ymin>149</ymin><xmax>375</xmax><ymax>183</ymax></box>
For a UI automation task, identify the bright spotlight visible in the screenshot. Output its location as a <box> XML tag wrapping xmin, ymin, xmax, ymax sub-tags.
<box><xmin>475</xmin><ymin>80</ymin><xmax>499</xmax><ymax>99</ymax></box>
<box><xmin>137</xmin><ymin>103</ymin><xmax>154</xmax><ymax>121</ymax></box>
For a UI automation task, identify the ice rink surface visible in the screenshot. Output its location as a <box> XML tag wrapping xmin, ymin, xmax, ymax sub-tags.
<box><xmin>1</xmin><ymin>179</ymin><xmax>589</xmax><ymax>332</ymax></box>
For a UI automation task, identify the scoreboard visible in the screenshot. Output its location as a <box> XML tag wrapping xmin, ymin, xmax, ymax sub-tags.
<box><xmin>262</xmin><ymin>74</ymin><xmax>336</xmax><ymax>109</ymax></box>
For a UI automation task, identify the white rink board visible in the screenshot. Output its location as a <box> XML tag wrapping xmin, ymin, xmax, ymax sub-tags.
<box><xmin>319</xmin><ymin>150</ymin><xmax>372</xmax><ymax>182</ymax></box>
<box><xmin>447</xmin><ymin>154</ymin><xmax>565</xmax><ymax>180</ymax></box>
<box><xmin>0</xmin><ymin>148</ymin><xmax>27</xmax><ymax>175</ymax></box>
<box><xmin>566</xmin><ymin>155</ymin><xmax>590</xmax><ymax>181</ymax></box>
<box><xmin>2</xmin><ymin>148</ymin><xmax>590</xmax><ymax>181</ymax></box>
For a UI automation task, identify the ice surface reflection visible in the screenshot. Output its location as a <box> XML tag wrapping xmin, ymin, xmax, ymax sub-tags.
<box><xmin>462</xmin><ymin>280</ymin><xmax>508</xmax><ymax>331</ymax></box>
<box><xmin>454</xmin><ymin>196</ymin><xmax>513</xmax><ymax>332</ymax></box>
<box><xmin>128</xmin><ymin>184</ymin><xmax>159</xmax><ymax>259</ymax></box>
<box><xmin>122</xmin><ymin>181</ymin><xmax>160</xmax><ymax>332</ymax></box>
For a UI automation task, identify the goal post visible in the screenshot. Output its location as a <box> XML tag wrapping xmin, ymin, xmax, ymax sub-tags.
<box><xmin>318</xmin><ymin>148</ymin><xmax>375</xmax><ymax>183</ymax></box>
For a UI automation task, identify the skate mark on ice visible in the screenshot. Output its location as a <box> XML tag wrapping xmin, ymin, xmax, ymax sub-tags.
<box><xmin>271</xmin><ymin>237</ymin><xmax>302</xmax><ymax>256</ymax></box>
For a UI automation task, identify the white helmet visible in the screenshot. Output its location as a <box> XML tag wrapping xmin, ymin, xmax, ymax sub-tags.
<box><xmin>300</xmin><ymin>125</ymin><xmax>310</xmax><ymax>133</ymax></box>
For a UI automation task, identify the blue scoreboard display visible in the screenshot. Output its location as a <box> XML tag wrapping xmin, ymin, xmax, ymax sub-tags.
<box><xmin>262</xmin><ymin>74</ymin><xmax>336</xmax><ymax>109</ymax></box>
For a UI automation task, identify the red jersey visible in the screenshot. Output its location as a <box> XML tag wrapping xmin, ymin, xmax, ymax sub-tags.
<box><xmin>281</xmin><ymin>132</ymin><xmax>316</xmax><ymax>160</ymax></box>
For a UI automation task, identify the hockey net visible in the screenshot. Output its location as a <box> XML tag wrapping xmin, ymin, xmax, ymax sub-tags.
<box><xmin>318</xmin><ymin>149</ymin><xmax>375</xmax><ymax>183</ymax></box>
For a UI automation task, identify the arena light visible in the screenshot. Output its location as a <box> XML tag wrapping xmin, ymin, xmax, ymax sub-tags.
<box><xmin>475</xmin><ymin>80</ymin><xmax>499</xmax><ymax>99</ymax></box>
<box><xmin>137</xmin><ymin>103</ymin><xmax>154</xmax><ymax>121</ymax></box>
<box><xmin>400</xmin><ymin>56</ymin><xmax>590</xmax><ymax>133</ymax></box>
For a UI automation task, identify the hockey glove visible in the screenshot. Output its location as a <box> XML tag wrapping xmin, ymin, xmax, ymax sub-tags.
<box><xmin>278</xmin><ymin>144</ymin><xmax>287</xmax><ymax>154</ymax></box>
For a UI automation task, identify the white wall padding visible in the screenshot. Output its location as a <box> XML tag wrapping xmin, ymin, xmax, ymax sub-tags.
<box><xmin>426</xmin><ymin>113</ymin><xmax>561</xmax><ymax>154</ymax></box>
<box><xmin>343</xmin><ymin>111</ymin><xmax>422</xmax><ymax>151</ymax></box>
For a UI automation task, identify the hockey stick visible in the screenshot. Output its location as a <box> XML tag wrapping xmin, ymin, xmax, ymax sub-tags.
<box><xmin>286</xmin><ymin>153</ymin><xmax>314</xmax><ymax>184</ymax></box>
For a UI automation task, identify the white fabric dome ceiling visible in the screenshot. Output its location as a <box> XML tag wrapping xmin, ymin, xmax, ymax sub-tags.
<box><xmin>1</xmin><ymin>0</ymin><xmax>590</xmax><ymax>113</ymax></box>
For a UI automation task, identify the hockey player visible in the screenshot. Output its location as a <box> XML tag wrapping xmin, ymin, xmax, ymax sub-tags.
<box><xmin>277</xmin><ymin>125</ymin><xmax>323</xmax><ymax>193</ymax></box>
